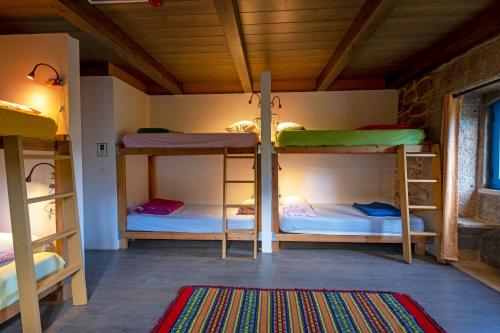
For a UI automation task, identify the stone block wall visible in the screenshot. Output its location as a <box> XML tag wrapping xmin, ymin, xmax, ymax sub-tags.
<box><xmin>397</xmin><ymin>35</ymin><xmax>500</xmax><ymax>227</ymax></box>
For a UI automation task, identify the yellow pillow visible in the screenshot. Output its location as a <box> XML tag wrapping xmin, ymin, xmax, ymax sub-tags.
<box><xmin>277</xmin><ymin>122</ymin><xmax>305</xmax><ymax>132</ymax></box>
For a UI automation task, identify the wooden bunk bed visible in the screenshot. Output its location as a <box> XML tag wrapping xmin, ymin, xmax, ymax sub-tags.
<box><xmin>0</xmin><ymin>136</ymin><xmax>87</xmax><ymax>333</ymax></box>
<box><xmin>116</xmin><ymin>133</ymin><xmax>261</xmax><ymax>259</ymax></box>
<box><xmin>272</xmin><ymin>142</ymin><xmax>443</xmax><ymax>264</ymax></box>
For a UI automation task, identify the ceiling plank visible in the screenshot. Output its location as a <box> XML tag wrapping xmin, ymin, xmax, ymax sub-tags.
<box><xmin>213</xmin><ymin>0</ymin><xmax>252</xmax><ymax>92</ymax></box>
<box><xmin>386</xmin><ymin>1</ymin><xmax>500</xmax><ymax>88</ymax></box>
<box><xmin>316</xmin><ymin>0</ymin><xmax>396</xmax><ymax>91</ymax></box>
<box><xmin>41</xmin><ymin>0</ymin><xmax>182</xmax><ymax>94</ymax></box>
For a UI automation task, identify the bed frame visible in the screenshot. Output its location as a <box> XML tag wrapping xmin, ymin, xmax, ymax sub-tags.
<box><xmin>271</xmin><ymin>144</ymin><xmax>443</xmax><ymax>264</ymax></box>
<box><xmin>116</xmin><ymin>145</ymin><xmax>261</xmax><ymax>249</ymax></box>
<box><xmin>0</xmin><ymin>136</ymin><xmax>87</xmax><ymax>332</ymax></box>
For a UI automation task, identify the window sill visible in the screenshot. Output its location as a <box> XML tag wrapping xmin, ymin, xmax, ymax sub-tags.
<box><xmin>478</xmin><ymin>188</ymin><xmax>500</xmax><ymax>196</ymax></box>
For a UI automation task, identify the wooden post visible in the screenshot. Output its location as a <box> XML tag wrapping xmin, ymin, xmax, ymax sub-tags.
<box><xmin>431</xmin><ymin>144</ymin><xmax>444</xmax><ymax>262</ymax></box>
<box><xmin>260</xmin><ymin>71</ymin><xmax>273</xmax><ymax>253</ymax></box>
<box><xmin>56</xmin><ymin>140</ymin><xmax>87</xmax><ymax>305</ymax></box>
<box><xmin>398</xmin><ymin>145</ymin><xmax>412</xmax><ymax>263</ymax></box>
<box><xmin>272</xmin><ymin>153</ymin><xmax>280</xmax><ymax>252</ymax></box>
<box><xmin>116</xmin><ymin>152</ymin><xmax>128</xmax><ymax>249</ymax></box>
<box><xmin>148</xmin><ymin>155</ymin><xmax>156</xmax><ymax>201</ymax></box>
<box><xmin>4</xmin><ymin>136</ymin><xmax>42</xmax><ymax>333</ymax></box>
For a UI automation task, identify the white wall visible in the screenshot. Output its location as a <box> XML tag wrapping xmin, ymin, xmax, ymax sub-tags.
<box><xmin>149</xmin><ymin>90</ymin><xmax>399</xmax><ymax>205</ymax></box>
<box><xmin>81</xmin><ymin>77</ymin><xmax>149</xmax><ymax>250</ymax></box>
<box><xmin>0</xmin><ymin>34</ymin><xmax>82</xmax><ymax>238</ymax></box>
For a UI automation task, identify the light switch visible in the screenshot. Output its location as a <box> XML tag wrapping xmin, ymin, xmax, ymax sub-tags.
<box><xmin>97</xmin><ymin>143</ymin><xmax>107</xmax><ymax>157</ymax></box>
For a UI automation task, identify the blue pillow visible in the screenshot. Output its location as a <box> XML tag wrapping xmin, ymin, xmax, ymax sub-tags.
<box><xmin>352</xmin><ymin>202</ymin><xmax>401</xmax><ymax>217</ymax></box>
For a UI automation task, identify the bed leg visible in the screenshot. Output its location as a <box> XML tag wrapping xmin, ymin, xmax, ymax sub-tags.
<box><xmin>119</xmin><ymin>238</ymin><xmax>129</xmax><ymax>250</ymax></box>
<box><xmin>272</xmin><ymin>241</ymin><xmax>280</xmax><ymax>252</ymax></box>
<box><xmin>415</xmin><ymin>240</ymin><xmax>426</xmax><ymax>255</ymax></box>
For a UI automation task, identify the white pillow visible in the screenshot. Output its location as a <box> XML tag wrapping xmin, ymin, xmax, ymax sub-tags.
<box><xmin>225</xmin><ymin>120</ymin><xmax>258</xmax><ymax>133</ymax></box>
<box><xmin>0</xmin><ymin>232</ymin><xmax>49</xmax><ymax>253</ymax></box>
<box><xmin>281</xmin><ymin>196</ymin><xmax>316</xmax><ymax>217</ymax></box>
<box><xmin>277</xmin><ymin>122</ymin><xmax>305</xmax><ymax>132</ymax></box>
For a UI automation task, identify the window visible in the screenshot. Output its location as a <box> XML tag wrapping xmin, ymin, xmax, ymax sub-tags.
<box><xmin>491</xmin><ymin>100</ymin><xmax>500</xmax><ymax>189</ymax></box>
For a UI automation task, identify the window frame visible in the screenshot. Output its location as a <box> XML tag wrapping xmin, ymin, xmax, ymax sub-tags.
<box><xmin>491</xmin><ymin>100</ymin><xmax>500</xmax><ymax>190</ymax></box>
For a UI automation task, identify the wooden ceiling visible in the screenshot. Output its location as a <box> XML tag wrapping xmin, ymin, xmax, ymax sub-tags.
<box><xmin>0</xmin><ymin>0</ymin><xmax>499</xmax><ymax>94</ymax></box>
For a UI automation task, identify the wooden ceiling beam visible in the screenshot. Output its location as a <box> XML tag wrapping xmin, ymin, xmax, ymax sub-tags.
<box><xmin>213</xmin><ymin>0</ymin><xmax>252</xmax><ymax>93</ymax></box>
<box><xmin>41</xmin><ymin>0</ymin><xmax>182</xmax><ymax>94</ymax></box>
<box><xmin>387</xmin><ymin>1</ymin><xmax>500</xmax><ymax>88</ymax></box>
<box><xmin>316</xmin><ymin>0</ymin><xmax>396</xmax><ymax>91</ymax></box>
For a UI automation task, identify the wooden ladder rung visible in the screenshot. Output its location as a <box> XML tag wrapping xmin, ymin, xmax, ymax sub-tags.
<box><xmin>225</xmin><ymin>229</ymin><xmax>255</xmax><ymax>234</ymax></box>
<box><xmin>407</xmin><ymin>179</ymin><xmax>438</xmax><ymax>183</ymax></box>
<box><xmin>36</xmin><ymin>265</ymin><xmax>81</xmax><ymax>295</ymax></box>
<box><xmin>224</xmin><ymin>204</ymin><xmax>254</xmax><ymax>209</ymax></box>
<box><xmin>405</xmin><ymin>153</ymin><xmax>437</xmax><ymax>158</ymax></box>
<box><xmin>410</xmin><ymin>231</ymin><xmax>440</xmax><ymax>237</ymax></box>
<box><xmin>23</xmin><ymin>154</ymin><xmax>71</xmax><ymax>160</ymax></box>
<box><xmin>27</xmin><ymin>192</ymin><xmax>75</xmax><ymax>204</ymax></box>
<box><xmin>225</xmin><ymin>180</ymin><xmax>254</xmax><ymax>184</ymax></box>
<box><xmin>408</xmin><ymin>205</ymin><xmax>438</xmax><ymax>210</ymax></box>
<box><xmin>32</xmin><ymin>228</ymin><xmax>79</xmax><ymax>249</ymax></box>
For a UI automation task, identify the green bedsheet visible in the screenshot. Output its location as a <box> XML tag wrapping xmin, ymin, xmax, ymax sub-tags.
<box><xmin>277</xmin><ymin>129</ymin><xmax>425</xmax><ymax>147</ymax></box>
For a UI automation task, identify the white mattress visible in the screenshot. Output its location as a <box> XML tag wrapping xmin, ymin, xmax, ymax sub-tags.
<box><xmin>280</xmin><ymin>204</ymin><xmax>426</xmax><ymax>235</ymax></box>
<box><xmin>127</xmin><ymin>204</ymin><xmax>254</xmax><ymax>233</ymax></box>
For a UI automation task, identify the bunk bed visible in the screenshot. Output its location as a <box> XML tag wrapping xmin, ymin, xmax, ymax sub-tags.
<box><xmin>272</xmin><ymin>129</ymin><xmax>443</xmax><ymax>264</ymax></box>
<box><xmin>117</xmin><ymin>132</ymin><xmax>260</xmax><ymax>258</ymax></box>
<box><xmin>0</xmin><ymin>108</ymin><xmax>87</xmax><ymax>332</ymax></box>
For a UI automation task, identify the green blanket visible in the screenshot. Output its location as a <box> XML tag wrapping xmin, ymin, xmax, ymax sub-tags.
<box><xmin>277</xmin><ymin>129</ymin><xmax>425</xmax><ymax>146</ymax></box>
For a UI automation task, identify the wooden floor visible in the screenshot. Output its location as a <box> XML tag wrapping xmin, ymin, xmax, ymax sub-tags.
<box><xmin>1</xmin><ymin>241</ymin><xmax>500</xmax><ymax>332</ymax></box>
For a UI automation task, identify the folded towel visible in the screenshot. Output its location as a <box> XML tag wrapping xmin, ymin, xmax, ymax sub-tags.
<box><xmin>352</xmin><ymin>202</ymin><xmax>401</xmax><ymax>216</ymax></box>
<box><xmin>135</xmin><ymin>199</ymin><xmax>184</xmax><ymax>215</ymax></box>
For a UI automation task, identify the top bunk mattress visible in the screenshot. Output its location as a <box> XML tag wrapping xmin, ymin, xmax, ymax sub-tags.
<box><xmin>280</xmin><ymin>204</ymin><xmax>425</xmax><ymax>236</ymax></box>
<box><xmin>123</xmin><ymin>132</ymin><xmax>259</xmax><ymax>148</ymax></box>
<box><xmin>0</xmin><ymin>108</ymin><xmax>57</xmax><ymax>140</ymax></box>
<box><xmin>276</xmin><ymin>129</ymin><xmax>425</xmax><ymax>147</ymax></box>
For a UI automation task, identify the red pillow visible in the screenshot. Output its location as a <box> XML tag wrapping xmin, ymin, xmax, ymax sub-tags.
<box><xmin>357</xmin><ymin>124</ymin><xmax>413</xmax><ymax>130</ymax></box>
<box><xmin>135</xmin><ymin>199</ymin><xmax>184</xmax><ymax>215</ymax></box>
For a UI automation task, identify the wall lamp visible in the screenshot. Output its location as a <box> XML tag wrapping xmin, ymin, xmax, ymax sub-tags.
<box><xmin>248</xmin><ymin>93</ymin><xmax>283</xmax><ymax>108</ymax></box>
<box><xmin>27</xmin><ymin>63</ymin><xmax>64</xmax><ymax>86</ymax></box>
<box><xmin>26</xmin><ymin>163</ymin><xmax>55</xmax><ymax>183</ymax></box>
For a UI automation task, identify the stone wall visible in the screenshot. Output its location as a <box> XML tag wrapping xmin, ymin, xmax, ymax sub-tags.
<box><xmin>398</xmin><ymin>35</ymin><xmax>500</xmax><ymax>142</ymax></box>
<box><xmin>397</xmin><ymin>35</ymin><xmax>500</xmax><ymax>226</ymax></box>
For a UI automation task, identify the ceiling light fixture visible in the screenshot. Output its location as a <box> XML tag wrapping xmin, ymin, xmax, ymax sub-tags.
<box><xmin>27</xmin><ymin>63</ymin><xmax>64</xmax><ymax>86</ymax></box>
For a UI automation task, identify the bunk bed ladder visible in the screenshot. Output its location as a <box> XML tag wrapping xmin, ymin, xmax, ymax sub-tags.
<box><xmin>398</xmin><ymin>144</ymin><xmax>443</xmax><ymax>264</ymax></box>
<box><xmin>3</xmin><ymin>136</ymin><xmax>87</xmax><ymax>333</ymax></box>
<box><xmin>222</xmin><ymin>146</ymin><xmax>258</xmax><ymax>259</ymax></box>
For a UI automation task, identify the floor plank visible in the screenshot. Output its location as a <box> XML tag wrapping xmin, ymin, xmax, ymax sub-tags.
<box><xmin>1</xmin><ymin>241</ymin><xmax>499</xmax><ymax>332</ymax></box>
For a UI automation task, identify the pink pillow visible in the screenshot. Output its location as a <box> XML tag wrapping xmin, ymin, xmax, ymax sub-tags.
<box><xmin>237</xmin><ymin>207</ymin><xmax>254</xmax><ymax>215</ymax></box>
<box><xmin>0</xmin><ymin>250</ymin><xmax>14</xmax><ymax>265</ymax></box>
<box><xmin>135</xmin><ymin>199</ymin><xmax>184</xmax><ymax>215</ymax></box>
<box><xmin>357</xmin><ymin>124</ymin><xmax>413</xmax><ymax>130</ymax></box>
<box><xmin>282</xmin><ymin>196</ymin><xmax>316</xmax><ymax>217</ymax></box>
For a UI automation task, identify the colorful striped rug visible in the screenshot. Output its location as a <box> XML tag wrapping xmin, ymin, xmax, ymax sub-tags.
<box><xmin>152</xmin><ymin>286</ymin><xmax>445</xmax><ymax>333</ymax></box>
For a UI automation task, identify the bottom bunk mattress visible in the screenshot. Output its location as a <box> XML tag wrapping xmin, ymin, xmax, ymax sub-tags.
<box><xmin>0</xmin><ymin>252</ymin><xmax>65</xmax><ymax>310</ymax></box>
<box><xmin>280</xmin><ymin>204</ymin><xmax>425</xmax><ymax>235</ymax></box>
<box><xmin>127</xmin><ymin>204</ymin><xmax>254</xmax><ymax>233</ymax></box>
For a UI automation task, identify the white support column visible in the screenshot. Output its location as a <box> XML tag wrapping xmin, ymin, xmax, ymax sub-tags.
<box><xmin>260</xmin><ymin>72</ymin><xmax>273</xmax><ymax>253</ymax></box>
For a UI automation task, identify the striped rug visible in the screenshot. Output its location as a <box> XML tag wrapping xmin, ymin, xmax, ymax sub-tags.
<box><xmin>152</xmin><ymin>286</ymin><xmax>445</xmax><ymax>333</ymax></box>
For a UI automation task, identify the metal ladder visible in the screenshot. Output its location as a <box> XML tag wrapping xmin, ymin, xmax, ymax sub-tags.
<box><xmin>222</xmin><ymin>146</ymin><xmax>258</xmax><ymax>259</ymax></box>
<box><xmin>4</xmin><ymin>136</ymin><xmax>87</xmax><ymax>333</ymax></box>
<box><xmin>398</xmin><ymin>144</ymin><xmax>443</xmax><ymax>264</ymax></box>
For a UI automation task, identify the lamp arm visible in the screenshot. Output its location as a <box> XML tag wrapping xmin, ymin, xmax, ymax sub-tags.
<box><xmin>33</xmin><ymin>63</ymin><xmax>61</xmax><ymax>81</ymax></box>
<box><xmin>26</xmin><ymin>162</ymin><xmax>55</xmax><ymax>182</ymax></box>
